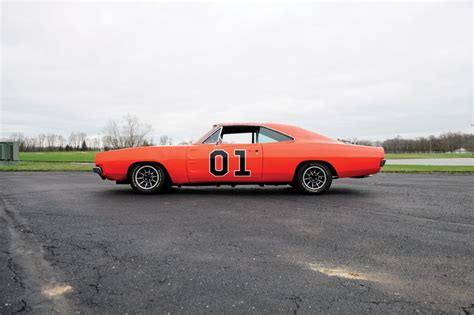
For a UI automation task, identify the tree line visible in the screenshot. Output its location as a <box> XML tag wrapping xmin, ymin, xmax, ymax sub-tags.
<box><xmin>9</xmin><ymin>132</ymin><xmax>95</xmax><ymax>152</ymax></box>
<box><xmin>340</xmin><ymin>132</ymin><xmax>473</xmax><ymax>153</ymax></box>
<box><xmin>7</xmin><ymin>114</ymin><xmax>160</xmax><ymax>152</ymax></box>
<box><xmin>5</xmin><ymin>113</ymin><xmax>473</xmax><ymax>153</ymax></box>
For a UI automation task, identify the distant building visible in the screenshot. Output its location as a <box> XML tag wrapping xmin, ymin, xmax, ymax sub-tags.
<box><xmin>0</xmin><ymin>141</ymin><xmax>20</xmax><ymax>165</ymax></box>
<box><xmin>452</xmin><ymin>148</ymin><xmax>468</xmax><ymax>153</ymax></box>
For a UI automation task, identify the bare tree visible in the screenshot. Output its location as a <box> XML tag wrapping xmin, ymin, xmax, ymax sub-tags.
<box><xmin>159</xmin><ymin>135</ymin><xmax>173</xmax><ymax>145</ymax></box>
<box><xmin>46</xmin><ymin>133</ymin><xmax>58</xmax><ymax>149</ymax></box>
<box><xmin>338</xmin><ymin>138</ymin><xmax>374</xmax><ymax>146</ymax></box>
<box><xmin>178</xmin><ymin>139</ymin><xmax>194</xmax><ymax>145</ymax></box>
<box><xmin>9</xmin><ymin>132</ymin><xmax>24</xmax><ymax>142</ymax></box>
<box><xmin>69</xmin><ymin>132</ymin><xmax>77</xmax><ymax>148</ymax></box>
<box><xmin>102</xmin><ymin>120</ymin><xmax>121</xmax><ymax>149</ymax></box>
<box><xmin>87</xmin><ymin>137</ymin><xmax>95</xmax><ymax>151</ymax></box>
<box><xmin>77</xmin><ymin>132</ymin><xmax>87</xmax><ymax>148</ymax></box>
<box><xmin>102</xmin><ymin>114</ymin><xmax>153</xmax><ymax>149</ymax></box>
<box><xmin>9</xmin><ymin>132</ymin><xmax>26</xmax><ymax>150</ymax></box>
<box><xmin>58</xmin><ymin>135</ymin><xmax>65</xmax><ymax>149</ymax></box>
<box><xmin>26</xmin><ymin>137</ymin><xmax>36</xmax><ymax>151</ymax></box>
<box><xmin>37</xmin><ymin>134</ymin><xmax>46</xmax><ymax>149</ymax></box>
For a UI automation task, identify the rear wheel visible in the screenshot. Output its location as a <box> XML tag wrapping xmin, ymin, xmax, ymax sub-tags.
<box><xmin>295</xmin><ymin>163</ymin><xmax>332</xmax><ymax>194</ymax></box>
<box><xmin>129</xmin><ymin>163</ymin><xmax>167</xmax><ymax>194</ymax></box>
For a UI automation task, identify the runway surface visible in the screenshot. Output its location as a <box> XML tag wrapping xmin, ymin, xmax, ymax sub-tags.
<box><xmin>1</xmin><ymin>172</ymin><xmax>473</xmax><ymax>313</ymax></box>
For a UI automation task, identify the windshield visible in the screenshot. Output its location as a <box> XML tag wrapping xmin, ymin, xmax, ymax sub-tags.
<box><xmin>195</xmin><ymin>127</ymin><xmax>220</xmax><ymax>144</ymax></box>
<box><xmin>202</xmin><ymin>128</ymin><xmax>221</xmax><ymax>144</ymax></box>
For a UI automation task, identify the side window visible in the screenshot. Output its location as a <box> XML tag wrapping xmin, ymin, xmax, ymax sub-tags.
<box><xmin>202</xmin><ymin>129</ymin><xmax>221</xmax><ymax>144</ymax></box>
<box><xmin>257</xmin><ymin>127</ymin><xmax>293</xmax><ymax>143</ymax></box>
<box><xmin>222</xmin><ymin>132</ymin><xmax>254</xmax><ymax>144</ymax></box>
<box><xmin>220</xmin><ymin>126</ymin><xmax>258</xmax><ymax>144</ymax></box>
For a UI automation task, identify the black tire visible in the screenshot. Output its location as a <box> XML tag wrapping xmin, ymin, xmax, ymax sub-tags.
<box><xmin>129</xmin><ymin>163</ymin><xmax>167</xmax><ymax>194</ymax></box>
<box><xmin>294</xmin><ymin>162</ymin><xmax>332</xmax><ymax>194</ymax></box>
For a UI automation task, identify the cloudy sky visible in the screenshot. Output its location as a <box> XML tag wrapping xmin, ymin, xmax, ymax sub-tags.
<box><xmin>1</xmin><ymin>1</ymin><xmax>472</xmax><ymax>142</ymax></box>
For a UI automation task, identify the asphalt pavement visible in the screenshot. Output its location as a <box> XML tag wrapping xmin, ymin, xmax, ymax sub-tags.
<box><xmin>1</xmin><ymin>172</ymin><xmax>473</xmax><ymax>314</ymax></box>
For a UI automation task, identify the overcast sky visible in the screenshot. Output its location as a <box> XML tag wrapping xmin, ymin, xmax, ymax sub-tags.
<box><xmin>1</xmin><ymin>1</ymin><xmax>472</xmax><ymax>142</ymax></box>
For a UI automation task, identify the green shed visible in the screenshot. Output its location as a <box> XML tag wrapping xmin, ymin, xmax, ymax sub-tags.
<box><xmin>0</xmin><ymin>142</ymin><xmax>20</xmax><ymax>165</ymax></box>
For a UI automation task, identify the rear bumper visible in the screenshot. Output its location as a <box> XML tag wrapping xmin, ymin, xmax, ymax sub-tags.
<box><xmin>92</xmin><ymin>166</ymin><xmax>106</xmax><ymax>180</ymax></box>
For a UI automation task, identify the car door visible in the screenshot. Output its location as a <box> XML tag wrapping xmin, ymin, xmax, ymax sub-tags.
<box><xmin>187</xmin><ymin>143</ymin><xmax>262</xmax><ymax>182</ymax></box>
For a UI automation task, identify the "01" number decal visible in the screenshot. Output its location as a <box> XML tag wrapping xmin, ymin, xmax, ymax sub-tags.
<box><xmin>209</xmin><ymin>149</ymin><xmax>251</xmax><ymax>177</ymax></box>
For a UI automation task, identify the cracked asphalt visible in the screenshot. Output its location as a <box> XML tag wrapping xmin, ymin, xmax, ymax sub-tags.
<box><xmin>0</xmin><ymin>172</ymin><xmax>473</xmax><ymax>314</ymax></box>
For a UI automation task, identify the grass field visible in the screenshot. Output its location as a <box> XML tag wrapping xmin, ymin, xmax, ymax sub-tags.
<box><xmin>0</xmin><ymin>161</ymin><xmax>92</xmax><ymax>172</ymax></box>
<box><xmin>19</xmin><ymin>151</ymin><xmax>96</xmax><ymax>162</ymax></box>
<box><xmin>0</xmin><ymin>151</ymin><xmax>472</xmax><ymax>173</ymax></box>
<box><xmin>385</xmin><ymin>152</ymin><xmax>472</xmax><ymax>159</ymax></box>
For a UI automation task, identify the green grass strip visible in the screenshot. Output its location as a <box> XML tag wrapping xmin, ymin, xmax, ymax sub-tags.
<box><xmin>0</xmin><ymin>161</ymin><xmax>93</xmax><ymax>172</ymax></box>
<box><xmin>382</xmin><ymin>164</ymin><xmax>474</xmax><ymax>173</ymax></box>
<box><xmin>19</xmin><ymin>151</ymin><xmax>97</xmax><ymax>163</ymax></box>
<box><xmin>385</xmin><ymin>153</ymin><xmax>472</xmax><ymax>159</ymax></box>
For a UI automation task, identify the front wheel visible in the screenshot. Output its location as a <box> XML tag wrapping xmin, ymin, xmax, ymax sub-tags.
<box><xmin>295</xmin><ymin>163</ymin><xmax>332</xmax><ymax>194</ymax></box>
<box><xmin>129</xmin><ymin>163</ymin><xmax>167</xmax><ymax>194</ymax></box>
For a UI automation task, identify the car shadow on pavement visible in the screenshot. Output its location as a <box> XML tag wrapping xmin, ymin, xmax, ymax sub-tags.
<box><xmin>97</xmin><ymin>186</ymin><xmax>364</xmax><ymax>197</ymax></box>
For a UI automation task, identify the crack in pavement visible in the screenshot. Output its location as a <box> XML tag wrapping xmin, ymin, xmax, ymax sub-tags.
<box><xmin>89</xmin><ymin>266</ymin><xmax>102</xmax><ymax>294</ymax></box>
<box><xmin>15</xmin><ymin>299</ymin><xmax>29</xmax><ymax>313</ymax></box>
<box><xmin>288</xmin><ymin>293</ymin><xmax>303</xmax><ymax>315</ymax></box>
<box><xmin>7</xmin><ymin>257</ymin><xmax>26</xmax><ymax>290</ymax></box>
<box><xmin>462</xmin><ymin>303</ymin><xmax>474</xmax><ymax>315</ymax></box>
<box><xmin>0</xmin><ymin>197</ymin><xmax>75</xmax><ymax>313</ymax></box>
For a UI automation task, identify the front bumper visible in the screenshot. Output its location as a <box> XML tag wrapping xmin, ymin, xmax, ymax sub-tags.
<box><xmin>93</xmin><ymin>166</ymin><xmax>106</xmax><ymax>180</ymax></box>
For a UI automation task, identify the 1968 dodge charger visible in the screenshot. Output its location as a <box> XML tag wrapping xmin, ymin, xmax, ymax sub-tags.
<box><xmin>93</xmin><ymin>123</ymin><xmax>385</xmax><ymax>194</ymax></box>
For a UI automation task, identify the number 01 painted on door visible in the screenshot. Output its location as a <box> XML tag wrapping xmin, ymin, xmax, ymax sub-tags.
<box><xmin>209</xmin><ymin>149</ymin><xmax>251</xmax><ymax>177</ymax></box>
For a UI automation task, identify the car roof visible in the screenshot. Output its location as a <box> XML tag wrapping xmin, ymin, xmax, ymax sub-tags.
<box><xmin>213</xmin><ymin>122</ymin><xmax>336</xmax><ymax>141</ymax></box>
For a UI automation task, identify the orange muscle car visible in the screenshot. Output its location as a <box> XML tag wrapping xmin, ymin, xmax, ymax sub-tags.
<box><xmin>93</xmin><ymin>123</ymin><xmax>385</xmax><ymax>194</ymax></box>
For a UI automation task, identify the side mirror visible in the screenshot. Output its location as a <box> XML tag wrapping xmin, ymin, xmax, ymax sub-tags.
<box><xmin>216</xmin><ymin>137</ymin><xmax>223</xmax><ymax>145</ymax></box>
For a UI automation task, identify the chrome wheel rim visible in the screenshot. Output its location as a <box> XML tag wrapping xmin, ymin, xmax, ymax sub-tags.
<box><xmin>134</xmin><ymin>165</ymin><xmax>160</xmax><ymax>190</ymax></box>
<box><xmin>302</xmin><ymin>166</ymin><xmax>327</xmax><ymax>191</ymax></box>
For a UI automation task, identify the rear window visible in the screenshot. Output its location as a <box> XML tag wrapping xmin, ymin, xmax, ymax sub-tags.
<box><xmin>257</xmin><ymin>127</ymin><xmax>293</xmax><ymax>143</ymax></box>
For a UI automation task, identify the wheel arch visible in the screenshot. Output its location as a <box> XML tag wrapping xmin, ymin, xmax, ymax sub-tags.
<box><xmin>127</xmin><ymin>161</ymin><xmax>173</xmax><ymax>184</ymax></box>
<box><xmin>293</xmin><ymin>160</ymin><xmax>338</xmax><ymax>182</ymax></box>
